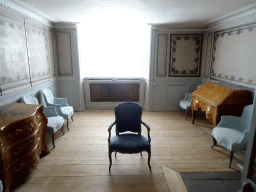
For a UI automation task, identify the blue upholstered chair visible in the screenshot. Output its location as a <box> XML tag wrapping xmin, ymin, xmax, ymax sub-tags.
<box><xmin>179</xmin><ymin>93</ymin><xmax>192</xmax><ymax>120</ymax></box>
<box><xmin>0</xmin><ymin>180</ymin><xmax>2</xmax><ymax>192</ymax></box>
<box><xmin>180</xmin><ymin>85</ymin><xmax>202</xmax><ymax>120</ymax></box>
<box><xmin>23</xmin><ymin>95</ymin><xmax>65</xmax><ymax>148</ymax></box>
<box><xmin>108</xmin><ymin>102</ymin><xmax>151</xmax><ymax>171</ymax></box>
<box><xmin>212</xmin><ymin>104</ymin><xmax>253</xmax><ymax>167</ymax></box>
<box><xmin>42</xmin><ymin>88</ymin><xmax>74</xmax><ymax>130</ymax></box>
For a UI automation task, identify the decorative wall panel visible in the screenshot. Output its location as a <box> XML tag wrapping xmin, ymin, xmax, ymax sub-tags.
<box><xmin>56</xmin><ymin>32</ymin><xmax>73</xmax><ymax>76</ymax></box>
<box><xmin>211</xmin><ymin>23</ymin><xmax>256</xmax><ymax>85</ymax></box>
<box><xmin>156</xmin><ymin>34</ymin><xmax>168</xmax><ymax>77</ymax></box>
<box><xmin>26</xmin><ymin>25</ymin><xmax>51</xmax><ymax>84</ymax></box>
<box><xmin>204</xmin><ymin>32</ymin><xmax>213</xmax><ymax>78</ymax></box>
<box><xmin>169</xmin><ymin>34</ymin><xmax>202</xmax><ymax>77</ymax></box>
<box><xmin>0</xmin><ymin>17</ymin><xmax>30</xmax><ymax>92</ymax></box>
<box><xmin>167</xmin><ymin>85</ymin><xmax>186</xmax><ymax>109</ymax></box>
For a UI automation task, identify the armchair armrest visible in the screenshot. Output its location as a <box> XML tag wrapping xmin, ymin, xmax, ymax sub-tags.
<box><xmin>54</xmin><ymin>98</ymin><xmax>69</xmax><ymax>106</ymax></box>
<box><xmin>43</xmin><ymin>106</ymin><xmax>59</xmax><ymax>117</ymax></box>
<box><xmin>108</xmin><ymin>121</ymin><xmax>116</xmax><ymax>143</ymax></box>
<box><xmin>46</xmin><ymin>103</ymin><xmax>66</xmax><ymax>117</ymax></box>
<box><xmin>239</xmin><ymin>129</ymin><xmax>250</xmax><ymax>144</ymax></box>
<box><xmin>142</xmin><ymin>121</ymin><xmax>151</xmax><ymax>143</ymax></box>
<box><xmin>217</xmin><ymin>115</ymin><xmax>241</xmax><ymax>128</ymax></box>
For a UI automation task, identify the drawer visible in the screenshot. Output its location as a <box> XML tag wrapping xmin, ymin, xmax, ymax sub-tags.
<box><xmin>2</xmin><ymin>120</ymin><xmax>28</xmax><ymax>147</ymax></box>
<box><xmin>5</xmin><ymin>132</ymin><xmax>38</xmax><ymax>166</ymax></box>
<box><xmin>5</xmin><ymin>149</ymin><xmax>37</xmax><ymax>187</ymax></box>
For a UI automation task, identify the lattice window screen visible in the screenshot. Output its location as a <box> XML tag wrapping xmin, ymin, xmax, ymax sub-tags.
<box><xmin>90</xmin><ymin>83</ymin><xmax>140</xmax><ymax>102</ymax></box>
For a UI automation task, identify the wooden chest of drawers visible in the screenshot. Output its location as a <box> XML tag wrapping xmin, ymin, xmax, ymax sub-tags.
<box><xmin>0</xmin><ymin>103</ymin><xmax>49</xmax><ymax>192</ymax></box>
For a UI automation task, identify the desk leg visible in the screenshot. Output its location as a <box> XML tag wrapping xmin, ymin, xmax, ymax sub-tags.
<box><xmin>192</xmin><ymin>110</ymin><xmax>196</xmax><ymax>124</ymax></box>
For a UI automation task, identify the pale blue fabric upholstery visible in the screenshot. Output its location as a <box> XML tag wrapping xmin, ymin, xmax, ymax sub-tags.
<box><xmin>0</xmin><ymin>180</ymin><xmax>2</xmax><ymax>192</ymax></box>
<box><xmin>212</xmin><ymin>104</ymin><xmax>253</xmax><ymax>167</ymax></box>
<box><xmin>23</xmin><ymin>95</ymin><xmax>65</xmax><ymax>148</ymax></box>
<box><xmin>42</xmin><ymin>88</ymin><xmax>74</xmax><ymax>129</ymax></box>
<box><xmin>180</xmin><ymin>93</ymin><xmax>192</xmax><ymax>120</ymax></box>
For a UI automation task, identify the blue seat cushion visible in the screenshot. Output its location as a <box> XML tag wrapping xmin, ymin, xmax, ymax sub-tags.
<box><xmin>109</xmin><ymin>133</ymin><xmax>150</xmax><ymax>153</ymax></box>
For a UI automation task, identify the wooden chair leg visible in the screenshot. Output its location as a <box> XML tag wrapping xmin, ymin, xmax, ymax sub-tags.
<box><xmin>185</xmin><ymin>108</ymin><xmax>188</xmax><ymax>121</ymax></box>
<box><xmin>140</xmin><ymin>152</ymin><xmax>142</xmax><ymax>156</ymax></box>
<box><xmin>62</xmin><ymin>125</ymin><xmax>65</xmax><ymax>135</ymax></box>
<box><xmin>115</xmin><ymin>152</ymin><xmax>117</xmax><ymax>157</ymax></box>
<box><xmin>211</xmin><ymin>137</ymin><xmax>217</xmax><ymax>149</ymax></box>
<box><xmin>67</xmin><ymin>119</ymin><xmax>69</xmax><ymax>131</ymax></box>
<box><xmin>52</xmin><ymin>133</ymin><xmax>55</xmax><ymax>149</ymax></box>
<box><xmin>229</xmin><ymin>151</ymin><xmax>234</xmax><ymax>168</ymax></box>
<box><xmin>109</xmin><ymin>149</ymin><xmax>112</xmax><ymax>172</ymax></box>
<box><xmin>71</xmin><ymin>115</ymin><xmax>74</xmax><ymax>122</ymax></box>
<box><xmin>148</xmin><ymin>149</ymin><xmax>151</xmax><ymax>171</ymax></box>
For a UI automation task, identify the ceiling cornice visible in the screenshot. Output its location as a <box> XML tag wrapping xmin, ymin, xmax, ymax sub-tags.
<box><xmin>0</xmin><ymin>0</ymin><xmax>56</xmax><ymax>26</ymax></box>
<box><xmin>206</xmin><ymin>2</ymin><xmax>256</xmax><ymax>28</ymax></box>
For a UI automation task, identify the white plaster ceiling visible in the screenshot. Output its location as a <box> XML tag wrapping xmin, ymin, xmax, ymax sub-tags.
<box><xmin>17</xmin><ymin>0</ymin><xmax>256</xmax><ymax>25</ymax></box>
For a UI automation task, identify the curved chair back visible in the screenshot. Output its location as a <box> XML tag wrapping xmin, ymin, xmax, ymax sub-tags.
<box><xmin>42</xmin><ymin>89</ymin><xmax>54</xmax><ymax>104</ymax></box>
<box><xmin>23</xmin><ymin>95</ymin><xmax>39</xmax><ymax>105</ymax></box>
<box><xmin>115</xmin><ymin>102</ymin><xmax>142</xmax><ymax>134</ymax></box>
<box><xmin>240</xmin><ymin>104</ymin><xmax>254</xmax><ymax>131</ymax></box>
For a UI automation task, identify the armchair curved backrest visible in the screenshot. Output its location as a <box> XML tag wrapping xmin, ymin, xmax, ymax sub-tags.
<box><xmin>217</xmin><ymin>104</ymin><xmax>253</xmax><ymax>131</ymax></box>
<box><xmin>42</xmin><ymin>88</ymin><xmax>55</xmax><ymax>104</ymax></box>
<box><xmin>115</xmin><ymin>102</ymin><xmax>142</xmax><ymax>134</ymax></box>
<box><xmin>23</xmin><ymin>95</ymin><xmax>39</xmax><ymax>105</ymax></box>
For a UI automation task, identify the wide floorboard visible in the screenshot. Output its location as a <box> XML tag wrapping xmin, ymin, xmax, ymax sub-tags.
<box><xmin>12</xmin><ymin>110</ymin><xmax>243</xmax><ymax>192</ymax></box>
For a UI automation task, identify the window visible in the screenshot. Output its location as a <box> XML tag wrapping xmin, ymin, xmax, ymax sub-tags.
<box><xmin>78</xmin><ymin>7</ymin><xmax>150</xmax><ymax>78</ymax></box>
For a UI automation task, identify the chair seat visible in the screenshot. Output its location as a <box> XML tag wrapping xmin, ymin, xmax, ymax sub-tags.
<box><xmin>47</xmin><ymin>116</ymin><xmax>64</xmax><ymax>134</ymax></box>
<box><xmin>109</xmin><ymin>133</ymin><xmax>150</xmax><ymax>153</ymax></box>
<box><xmin>61</xmin><ymin>106</ymin><xmax>74</xmax><ymax>119</ymax></box>
<box><xmin>179</xmin><ymin>100</ymin><xmax>191</xmax><ymax>109</ymax></box>
<box><xmin>212</xmin><ymin>127</ymin><xmax>246</xmax><ymax>151</ymax></box>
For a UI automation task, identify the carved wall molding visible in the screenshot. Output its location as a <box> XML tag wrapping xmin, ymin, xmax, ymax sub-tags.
<box><xmin>0</xmin><ymin>0</ymin><xmax>54</xmax><ymax>26</ymax></box>
<box><xmin>169</xmin><ymin>34</ymin><xmax>202</xmax><ymax>77</ymax></box>
<box><xmin>210</xmin><ymin>23</ymin><xmax>256</xmax><ymax>86</ymax></box>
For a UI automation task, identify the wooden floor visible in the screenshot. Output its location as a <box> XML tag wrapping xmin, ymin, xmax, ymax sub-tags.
<box><xmin>11</xmin><ymin>110</ymin><xmax>243</xmax><ymax>192</ymax></box>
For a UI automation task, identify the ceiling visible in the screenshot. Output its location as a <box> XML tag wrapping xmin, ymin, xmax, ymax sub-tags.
<box><xmin>17</xmin><ymin>0</ymin><xmax>256</xmax><ymax>26</ymax></box>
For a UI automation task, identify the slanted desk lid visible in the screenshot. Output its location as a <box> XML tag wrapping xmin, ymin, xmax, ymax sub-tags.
<box><xmin>192</xmin><ymin>83</ymin><xmax>236</xmax><ymax>106</ymax></box>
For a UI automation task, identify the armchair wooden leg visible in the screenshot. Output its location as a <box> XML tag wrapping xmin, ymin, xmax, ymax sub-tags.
<box><xmin>229</xmin><ymin>151</ymin><xmax>234</xmax><ymax>168</ymax></box>
<box><xmin>67</xmin><ymin>119</ymin><xmax>69</xmax><ymax>131</ymax></box>
<box><xmin>140</xmin><ymin>152</ymin><xmax>142</xmax><ymax>156</ymax></box>
<box><xmin>62</xmin><ymin>125</ymin><xmax>65</xmax><ymax>135</ymax></box>
<box><xmin>71</xmin><ymin>115</ymin><xmax>74</xmax><ymax>122</ymax></box>
<box><xmin>52</xmin><ymin>133</ymin><xmax>55</xmax><ymax>149</ymax></box>
<box><xmin>109</xmin><ymin>149</ymin><xmax>113</xmax><ymax>172</ymax></box>
<box><xmin>147</xmin><ymin>149</ymin><xmax>151</xmax><ymax>171</ymax></box>
<box><xmin>115</xmin><ymin>152</ymin><xmax>117</xmax><ymax>157</ymax></box>
<box><xmin>211</xmin><ymin>137</ymin><xmax>217</xmax><ymax>149</ymax></box>
<box><xmin>185</xmin><ymin>108</ymin><xmax>188</xmax><ymax>121</ymax></box>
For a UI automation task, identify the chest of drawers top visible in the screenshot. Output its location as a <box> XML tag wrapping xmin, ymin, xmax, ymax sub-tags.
<box><xmin>0</xmin><ymin>103</ymin><xmax>44</xmax><ymax>130</ymax></box>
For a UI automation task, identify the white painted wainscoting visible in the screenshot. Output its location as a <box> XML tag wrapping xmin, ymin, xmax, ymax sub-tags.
<box><xmin>152</xmin><ymin>79</ymin><xmax>202</xmax><ymax>111</ymax></box>
<box><xmin>83</xmin><ymin>78</ymin><xmax>146</xmax><ymax>110</ymax></box>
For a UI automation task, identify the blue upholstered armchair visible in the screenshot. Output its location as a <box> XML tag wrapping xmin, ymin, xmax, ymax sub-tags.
<box><xmin>42</xmin><ymin>88</ymin><xmax>74</xmax><ymax>130</ymax></box>
<box><xmin>212</xmin><ymin>104</ymin><xmax>253</xmax><ymax>167</ymax></box>
<box><xmin>180</xmin><ymin>93</ymin><xmax>192</xmax><ymax>120</ymax></box>
<box><xmin>108</xmin><ymin>102</ymin><xmax>151</xmax><ymax>171</ymax></box>
<box><xmin>23</xmin><ymin>95</ymin><xmax>65</xmax><ymax>148</ymax></box>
